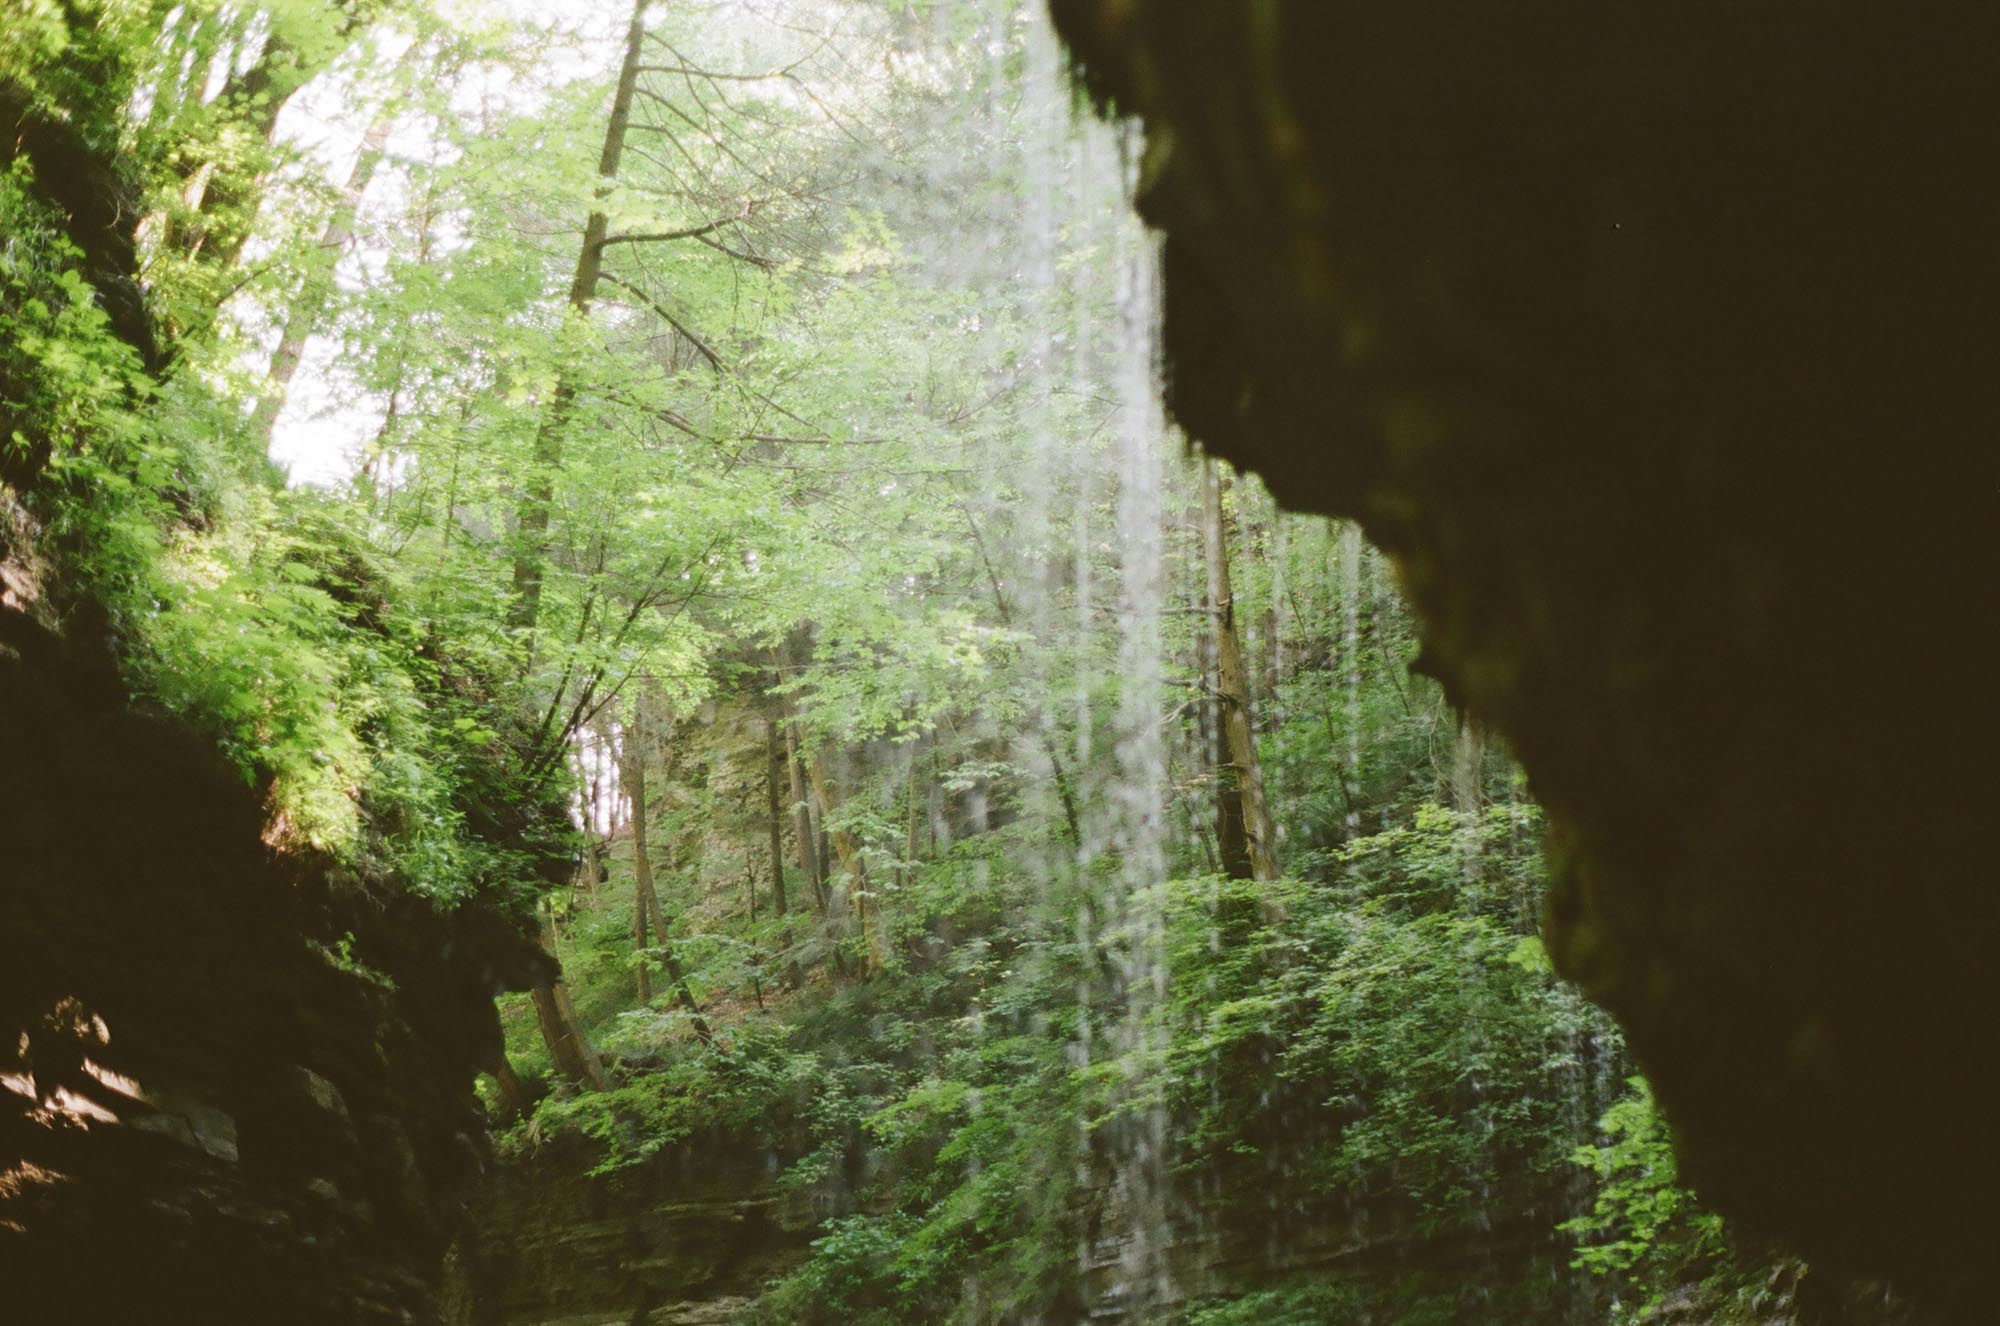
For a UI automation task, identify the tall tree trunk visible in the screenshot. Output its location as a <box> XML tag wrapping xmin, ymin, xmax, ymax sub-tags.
<box><xmin>774</xmin><ymin>640</ymin><xmax>851</xmax><ymax>976</ymax></box>
<box><xmin>491</xmin><ymin>1054</ymin><xmax>529</xmax><ymax>1121</ymax></box>
<box><xmin>902</xmin><ymin>748</ymin><xmax>921</xmax><ymax>894</ymax></box>
<box><xmin>633</xmin><ymin>899</ymin><xmax>653</xmax><ymax>1003</ymax></box>
<box><xmin>806</xmin><ymin>750</ymin><xmax>878</xmax><ymax>975</ymax></box>
<box><xmin>530</xmin><ymin>905</ymin><xmax>612</xmax><ymax>1091</ymax></box>
<box><xmin>1259</xmin><ymin>605</ymin><xmax>1281</xmax><ymax>726</ymax></box>
<box><xmin>1452</xmin><ymin>709</ymin><xmax>1487</xmax><ymax>816</ymax></box>
<box><xmin>772</xmin><ymin>645</ymin><xmax>828</xmax><ymax>915</ymax></box>
<box><xmin>581</xmin><ymin>822</ymin><xmax>603</xmax><ymax>897</ymax></box>
<box><xmin>509</xmin><ymin>0</ymin><xmax>650</xmax><ymax>634</ymax></box>
<box><xmin>764</xmin><ymin>712</ymin><xmax>789</xmax><ymax>917</ymax></box>
<box><xmin>508</xmin><ymin>5</ymin><xmax>653</xmax><ymax>1082</ymax></box>
<box><xmin>625</xmin><ymin>692</ymin><xmax>712</xmax><ymax>1041</ymax></box>
<box><xmin>1202</xmin><ymin>458</ymin><xmax>1280</xmax><ymax>883</ymax></box>
<box><xmin>806</xmin><ymin>755</ymin><xmax>866</xmax><ymax>884</ymax></box>
<box><xmin>1211</xmin><ymin>695</ymin><xmax>1252</xmax><ymax>879</ymax></box>
<box><xmin>787</xmin><ymin>724</ymin><xmax>827</xmax><ymax>915</ymax></box>
<box><xmin>956</xmin><ymin>497</ymin><xmax>1083</xmax><ymax>843</ymax></box>
<box><xmin>1194</xmin><ymin>563</ymin><xmax>1246</xmax><ymax>877</ymax></box>
<box><xmin>626</xmin><ymin>698</ymin><xmax>658</xmax><ymax>1004</ymax></box>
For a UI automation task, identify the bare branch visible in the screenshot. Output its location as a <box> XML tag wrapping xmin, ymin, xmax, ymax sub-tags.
<box><xmin>596</xmin><ymin>271</ymin><xmax>725</xmax><ymax>372</ymax></box>
<box><xmin>594</xmin><ymin>202</ymin><xmax>758</xmax><ymax>250</ymax></box>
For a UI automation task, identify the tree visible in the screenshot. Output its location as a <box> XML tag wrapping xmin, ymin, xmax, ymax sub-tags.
<box><xmin>507</xmin><ymin>0</ymin><xmax>652</xmax><ymax>637</ymax></box>
<box><xmin>1201</xmin><ymin>458</ymin><xmax>1279</xmax><ymax>882</ymax></box>
<box><xmin>623</xmin><ymin>689</ymin><xmax>713</xmax><ymax>1041</ymax></box>
<box><xmin>764</xmin><ymin>710</ymin><xmax>790</xmax><ymax>918</ymax></box>
<box><xmin>530</xmin><ymin>905</ymin><xmax>613</xmax><ymax>1092</ymax></box>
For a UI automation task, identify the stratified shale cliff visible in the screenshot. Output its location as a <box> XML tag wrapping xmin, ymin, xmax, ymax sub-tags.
<box><xmin>1048</xmin><ymin>3</ymin><xmax>1997</xmax><ymax>1317</ymax></box>
<box><xmin>1</xmin><ymin>507</ymin><xmax>555</xmax><ymax>1320</ymax></box>
<box><xmin>442</xmin><ymin>1136</ymin><xmax>816</xmax><ymax>1326</ymax></box>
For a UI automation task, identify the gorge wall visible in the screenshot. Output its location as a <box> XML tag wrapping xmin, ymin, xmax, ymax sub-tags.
<box><xmin>1046</xmin><ymin>2</ymin><xmax>1997</xmax><ymax>1317</ymax></box>
<box><xmin>445</xmin><ymin>1129</ymin><xmax>1588</xmax><ymax>1326</ymax></box>
<box><xmin>0</xmin><ymin>509</ymin><xmax>553</xmax><ymax>1321</ymax></box>
<box><xmin>442</xmin><ymin>1137</ymin><xmax>815</xmax><ymax>1326</ymax></box>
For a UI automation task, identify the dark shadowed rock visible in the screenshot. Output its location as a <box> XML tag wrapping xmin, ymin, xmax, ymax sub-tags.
<box><xmin>1049</xmin><ymin>3</ymin><xmax>1998</xmax><ymax>1316</ymax></box>
<box><xmin>1</xmin><ymin>517</ymin><xmax>558</xmax><ymax>1321</ymax></box>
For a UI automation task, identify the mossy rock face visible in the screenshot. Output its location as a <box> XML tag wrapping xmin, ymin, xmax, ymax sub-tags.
<box><xmin>1050</xmin><ymin>2</ymin><xmax>1997</xmax><ymax>1313</ymax></box>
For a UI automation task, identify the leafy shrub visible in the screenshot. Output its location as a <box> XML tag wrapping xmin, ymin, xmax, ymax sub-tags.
<box><xmin>1186</xmin><ymin>1280</ymin><xmax>1389</xmax><ymax>1326</ymax></box>
<box><xmin>1563</xmin><ymin>1076</ymin><xmax>1727</xmax><ymax>1313</ymax></box>
<box><xmin>754</xmin><ymin>1214</ymin><xmax>920</xmax><ymax>1326</ymax></box>
<box><xmin>518</xmin><ymin>1025</ymin><xmax>820</xmax><ymax>1174</ymax></box>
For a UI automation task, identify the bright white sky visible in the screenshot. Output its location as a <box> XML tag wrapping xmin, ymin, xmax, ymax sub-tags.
<box><xmin>251</xmin><ymin>0</ymin><xmax>622</xmax><ymax>485</ymax></box>
<box><xmin>248</xmin><ymin>0</ymin><xmax>1033</xmax><ymax>487</ymax></box>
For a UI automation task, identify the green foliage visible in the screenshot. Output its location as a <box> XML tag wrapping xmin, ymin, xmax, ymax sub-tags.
<box><xmin>1183</xmin><ymin>1269</ymin><xmax>1577</xmax><ymax>1326</ymax></box>
<box><xmin>5</xmin><ymin>0</ymin><xmax>563</xmax><ymax>911</ymax></box>
<box><xmin>749</xmin><ymin>972</ymin><xmax>1088</xmax><ymax>1326</ymax></box>
<box><xmin>1185</xmin><ymin>1282</ymin><xmax>1369</xmax><ymax>1326</ymax></box>
<box><xmin>755</xmin><ymin>1214</ymin><xmax>921</xmax><ymax>1326</ymax></box>
<box><xmin>519</xmin><ymin>1024</ymin><xmax>820</xmax><ymax>1175</ymax></box>
<box><xmin>1564</xmin><ymin>1077</ymin><xmax>1728</xmax><ymax>1313</ymax></box>
<box><xmin>116</xmin><ymin>488</ymin><xmax>549</xmax><ymax>898</ymax></box>
<box><xmin>1147</xmin><ymin>806</ymin><xmax>1601</xmax><ymax>1239</ymax></box>
<box><xmin>1</xmin><ymin>184</ymin><xmax>147</xmax><ymax>471</ymax></box>
<box><xmin>1297</xmin><ymin>905</ymin><xmax>1580</xmax><ymax>1218</ymax></box>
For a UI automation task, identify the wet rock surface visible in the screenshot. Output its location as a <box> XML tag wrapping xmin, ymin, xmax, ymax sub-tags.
<box><xmin>1049</xmin><ymin>3</ymin><xmax>1997</xmax><ymax>1316</ymax></box>
<box><xmin>442</xmin><ymin>1137</ymin><xmax>814</xmax><ymax>1326</ymax></box>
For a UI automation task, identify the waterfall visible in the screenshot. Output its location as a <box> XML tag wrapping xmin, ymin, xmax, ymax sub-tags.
<box><xmin>1093</xmin><ymin>132</ymin><xmax>1174</xmax><ymax>1319</ymax></box>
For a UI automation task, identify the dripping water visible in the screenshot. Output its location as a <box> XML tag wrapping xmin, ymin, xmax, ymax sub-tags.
<box><xmin>932</xmin><ymin>5</ymin><xmax>1182</xmax><ymax>1315</ymax></box>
